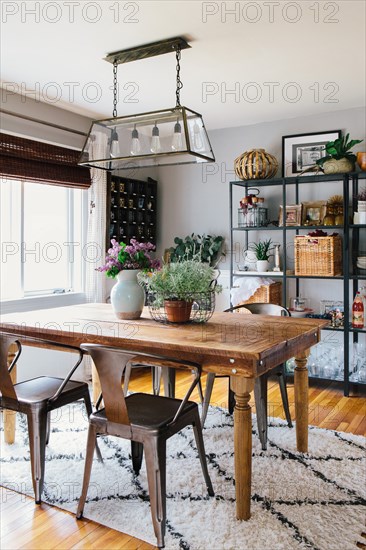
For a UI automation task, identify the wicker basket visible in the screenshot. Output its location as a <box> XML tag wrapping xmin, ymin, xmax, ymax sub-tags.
<box><xmin>238</xmin><ymin>281</ymin><xmax>282</xmax><ymax>307</ymax></box>
<box><xmin>294</xmin><ymin>235</ymin><xmax>342</xmax><ymax>276</ymax></box>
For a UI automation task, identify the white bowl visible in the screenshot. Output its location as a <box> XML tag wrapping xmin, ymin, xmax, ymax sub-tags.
<box><xmin>289</xmin><ymin>308</ymin><xmax>314</xmax><ymax>318</ymax></box>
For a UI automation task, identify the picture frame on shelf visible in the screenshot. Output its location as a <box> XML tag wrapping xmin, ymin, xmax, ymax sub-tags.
<box><xmin>279</xmin><ymin>204</ymin><xmax>302</xmax><ymax>226</ymax></box>
<box><xmin>301</xmin><ymin>200</ymin><xmax>327</xmax><ymax>225</ymax></box>
<box><xmin>282</xmin><ymin>130</ymin><xmax>342</xmax><ymax>177</ymax></box>
<box><xmin>320</xmin><ymin>300</ymin><xmax>344</xmax><ymax>315</ymax></box>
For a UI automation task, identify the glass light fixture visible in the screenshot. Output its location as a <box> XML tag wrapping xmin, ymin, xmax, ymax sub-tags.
<box><xmin>109</xmin><ymin>127</ymin><xmax>119</xmax><ymax>157</ymax></box>
<box><xmin>171</xmin><ymin>119</ymin><xmax>183</xmax><ymax>151</ymax></box>
<box><xmin>150</xmin><ymin>123</ymin><xmax>161</xmax><ymax>153</ymax></box>
<box><xmin>193</xmin><ymin>121</ymin><xmax>203</xmax><ymax>150</ymax></box>
<box><xmin>78</xmin><ymin>37</ymin><xmax>215</xmax><ymax>171</ymax></box>
<box><xmin>130</xmin><ymin>124</ymin><xmax>141</xmax><ymax>155</ymax></box>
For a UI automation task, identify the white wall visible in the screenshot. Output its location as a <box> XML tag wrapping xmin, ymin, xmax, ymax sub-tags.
<box><xmin>156</xmin><ymin>106</ymin><xmax>366</xmax><ymax>311</ymax></box>
<box><xmin>157</xmin><ymin>106</ymin><xmax>366</xmax><ymax>254</ymax></box>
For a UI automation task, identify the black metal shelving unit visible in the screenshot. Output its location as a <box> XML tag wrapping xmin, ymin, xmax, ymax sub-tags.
<box><xmin>229</xmin><ymin>171</ymin><xmax>366</xmax><ymax>396</ymax></box>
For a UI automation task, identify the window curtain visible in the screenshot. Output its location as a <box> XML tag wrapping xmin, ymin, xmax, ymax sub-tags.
<box><xmin>0</xmin><ymin>133</ymin><xmax>91</xmax><ymax>188</ymax></box>
<box><xmin>83</xmin><ymin>133</ymin><xmax>108</xmax><ymax>380</ymax></box>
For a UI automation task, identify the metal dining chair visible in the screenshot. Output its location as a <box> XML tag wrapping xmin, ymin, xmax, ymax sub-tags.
<box><xmin>201</xmin><ymin>303</ymin><xmax>293</xmax><ymax>450</ymax></box>
<box><xmin>76</xmin><ymin>344</ymin><xmax>214</xmax><ymax>549</ymax></box>
<box><xmin>0</xmin><ymin>334</ymin><xmax>100</xmax><ymax>504</ymax></box>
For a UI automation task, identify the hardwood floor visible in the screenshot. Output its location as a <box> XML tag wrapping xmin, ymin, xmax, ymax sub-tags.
<box><xmin>1</xmin><ymin>370</ymin><xmax>365</xmax><ymax>550</ymax></box>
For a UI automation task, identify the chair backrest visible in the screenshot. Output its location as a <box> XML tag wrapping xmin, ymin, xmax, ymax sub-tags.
<box><xmin>0</xmin><ymin>334</ymin><xmax>21</xmax><ymax>401</ymax></box>
<box><xmin>81</xmin><ymin>344</ymin><xmax>131</xmax><ymax>425</ymax></box>
<box><xmin>0</xmin><ymin>334</ymin><xmax>83</xmax><ymax>402</ymax></box>
<box><xmin>80</xmin><ymin>344</ymin><xmax>202</xmax><ymax>427</ymax></box>
<box><xmin>225</xmin><ymin>303</ymin><xmax>291</xmax><ymax>317</ymax></box>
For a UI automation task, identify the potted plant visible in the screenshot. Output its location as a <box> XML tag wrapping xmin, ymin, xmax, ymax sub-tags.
<box><xmin>316</xmin><ymin>133</ymin><xmax>363</xmax><ymax>174</ymax></box>
<box><xmin>141</xmin><ymin>259</ymin><xmax>222</xmax><ymax>323</ymax></box>
<box><xmin>168</xmin><ymin>234</ymin><xmax>225</xmax><ymax>267</ymax></box>
<box><xmin>250</xmin><ymin>239</ymin><xmax>273</xmax><ymax>272</ymax></box>
<box><xmin>97</xmin><ymin>239</ymin><xmax>160</xmax><ymax>320</ymax></box>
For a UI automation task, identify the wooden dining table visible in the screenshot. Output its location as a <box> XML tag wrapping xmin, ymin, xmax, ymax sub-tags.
<box><xmin>0</xmin><ymin>303</ymin><xmax>328</xmax><ymax>521</ymax></box>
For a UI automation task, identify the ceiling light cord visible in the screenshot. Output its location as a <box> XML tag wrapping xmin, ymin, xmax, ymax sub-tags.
<box><xmin>113</xmin><ymin>59</ymin><xmax>118</xmax><ymax>118</ymax></box>
<box><xmin>175</xmin><ymin>45</ymin><xmax>183</xmax><ymax>108</ymax></box>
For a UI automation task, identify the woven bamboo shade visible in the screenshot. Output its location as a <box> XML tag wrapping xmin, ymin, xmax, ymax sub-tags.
<box><xmin>234</xmin><ymin>149</ymin><xmax>278</xmax><ymax>180</ymax></box>
<box><xmin>0</xmin><ymin>133</ymin><xmax>91</xmax><ymax>189</ymax></box>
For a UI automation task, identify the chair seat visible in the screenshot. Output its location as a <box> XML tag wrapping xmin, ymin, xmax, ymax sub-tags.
<box><xmin>92</xmin><ymin>393</ymin><xmax>197</xmax><ymax>430</ymax></box>
<box><xmin>12</xmin><ymin>376</ymin><xmax>88</xmax><ymax>404</ymax></box>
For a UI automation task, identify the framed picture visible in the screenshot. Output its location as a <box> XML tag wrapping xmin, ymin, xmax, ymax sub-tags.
<box><xmin>279</xmin><ymin>204</ymin><xmax>302</xmax><ymax>226</ymax></box>
<box><xmin>282</xmin><ymin>130</ymin><xmax>342</xmax><ymax>177</ymax></box>
<box><xmin>301</xmin><ymin>201</ymin><xmax>327</xmax><ymax>225</ymax></box>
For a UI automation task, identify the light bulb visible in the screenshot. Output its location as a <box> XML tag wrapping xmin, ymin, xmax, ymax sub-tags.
<box><xmin>109</xmin><ymin>128</ymin><xmax>119</xmax><ymax>158</ymax></box>
<box><xmin>171</xmin><ymin>120</ymin><xmax>183</xmax><ymax>151</ymax></box>
<box><xmin>150</xmin><ymin>123</ymin><xmax>161</xmax><ymax>153</ymax></box>
<box><xmin>193</xmin><ymin>121</ymin><xmax>203</xmax><ymax>150</ymax></box>
<box><xmin>130</xmin><ymin>125</ymin><xmax>141</xmax><ymax>155</ymax></box>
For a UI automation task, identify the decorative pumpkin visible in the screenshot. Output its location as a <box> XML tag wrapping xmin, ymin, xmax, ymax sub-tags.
<box><xmin>234</xmin><ymin>149</ymin><xmax>278</xmax><ymax>180</ymax></box>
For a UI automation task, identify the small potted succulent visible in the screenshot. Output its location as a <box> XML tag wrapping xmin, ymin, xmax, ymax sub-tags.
<box><xmin>316</xmin><ymin>133</ymin><xmax>363</xmax><ymax>174</ymax></box>
<box><xmin>250</xmin><ymin>239</ymin><xmax>273</xmax><ymax>272</ymax></box>
<box><xmin>141</xmin><ymin>258</ymin><xmax>222</xmax><ymax>323</ymax></box>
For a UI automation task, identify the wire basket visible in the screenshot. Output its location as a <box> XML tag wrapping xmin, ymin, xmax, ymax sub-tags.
<box><xmin>147</xmin><ymin>291</ymin><xmax>216</xmax><ymax>324</ymax></box>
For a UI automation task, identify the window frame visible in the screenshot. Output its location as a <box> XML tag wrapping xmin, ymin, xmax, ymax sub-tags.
<box><xmin>0</xmin><ymin>179</ymin><xmax>88</xmax><ymax>313</ymax></box>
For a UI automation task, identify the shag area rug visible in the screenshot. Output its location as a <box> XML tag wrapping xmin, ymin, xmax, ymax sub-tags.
<box><xmin>1</xmin><ymin>403</ymin><xmax>365</xmax><ymax>550</ymax></box>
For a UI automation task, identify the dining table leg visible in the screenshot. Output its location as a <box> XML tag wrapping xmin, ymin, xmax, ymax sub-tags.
<box><xmin>294</xmin><ymin>349</ymin><xmax>310</xmax><ymax>453</ymax></box>
<box><xmin>4</xmin><ymin>345</ymin><xmax>18</xmax><ymax>444</ymax></box>
<box><xmin>230</xmin><ymin>375</ymin><xmax>255</xmax><ymax>520</ymax></box>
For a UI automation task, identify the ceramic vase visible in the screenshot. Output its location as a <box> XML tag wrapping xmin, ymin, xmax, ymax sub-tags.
<box><xmin>110</xmin><ymin>270</ymin><xmax>145</xmax><ymax>320</ymax></box>
<box><xmin>357</xmin><ymin>152</ymin><xmax>366</xmax><ymax>171</ymax></box>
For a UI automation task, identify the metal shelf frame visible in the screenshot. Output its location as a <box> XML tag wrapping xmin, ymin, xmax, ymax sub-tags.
<box><xmin>229</xmin><ymin>171</ymin><xmax>366</xmax><ymax>396</ymax></box>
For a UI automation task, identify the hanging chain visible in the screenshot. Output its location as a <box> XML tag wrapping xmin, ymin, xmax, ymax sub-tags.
<box><xmin>175</xmin><ymin>45</ymin><xmax>183</xmax><ymax>107</ymax></box>
<box><xmin>112</xmin><ymin>59</ymin><xmax>118</xmax><ymax>118</ymax></box>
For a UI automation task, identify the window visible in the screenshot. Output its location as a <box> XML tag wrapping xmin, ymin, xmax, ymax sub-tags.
<box><xmin>0</xmin><ymin>178</ymin><xmax>86</xmax><ymax>301</ymax></box>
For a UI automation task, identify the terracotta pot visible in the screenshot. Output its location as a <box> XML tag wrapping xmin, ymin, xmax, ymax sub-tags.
<box><xmin>357</xmin><ymin>152</ymin><xmax>366</xmax><ymax>171</ymax></box>
<box><xmin>164</xmin><ymin>300</ymin><xmax>193</xmax><ymax>323</ymax></box>
<box><xmin>322</xmin><ymin>157</ymin><xmax>354</xmax><ymax>174</ymax></box>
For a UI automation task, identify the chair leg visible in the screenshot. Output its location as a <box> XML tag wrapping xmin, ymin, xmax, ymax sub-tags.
<box><xmin>143</xmin><ymin>438</ymin><xmax>166</xmax><ymax>549</ymax></box>
<box><xmin>201</xmin><ymin>373</ymin><xmax>215</xmax><ymax>427</ymax></box>
<box><xmin>27</xmin><ymin>407</ymin><xmax>48</xmax><ymax>504</ymax></box>
<box><xmin>278</xmin><ymin>367</ymin><xmax>293</xmax><ymax>428</ymax></box>
<box><xmin>197</xmin><ymin>378</ymin><xmax>204</xmax><ymax>404</ymax></box>
<box><xmin>254</xmin><ymin>375</ymin><xmax>268</xmax><ymax>451</ymax></box>
<box><xmin>162</xmin><ymin>367</ymin><xmax>175</xmax><ymax>398</ymax></box>
<box><xmin>228</xmin><ymin>387</ymin><xmax>236</xmax><ymax>415</ymax></box>
<box><xmin>83</xmin><ymin>393</ymin><xmax>103</xmax><ymax>464</ymax></box>
<box><xmin>192</xmin><ymin>409</ymin><xmax>214</xmax><ymax>496</ymax></box>
<box><xmin>131</xmin><ymin>441</ymin><xmax>144</xmax><ymax>474</ymax></box>
<box><xmin>152</xmin><ymin>366</ymin><xmax>162</xmax><ymax>395</ymax></box>
<box><xmin>76</xmin><ymin>424</ymin><xmax>98</xmax><ymax>519</ymax></box>
<box><xmin>45</xmin><ymin>413</ymin><xmax>51</xmax><ymax>446</ymax></box>
<box><xmin>123</xmin><ymin>362</ymin><xmax>132</xmax><ymax>396</ymax></box>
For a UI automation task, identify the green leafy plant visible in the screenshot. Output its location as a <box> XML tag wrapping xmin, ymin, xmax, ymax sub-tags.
<box><xmin>169</xmin><ymin>234</ymin><xmax>225</xmax><ymax>267</ymax></box>
<box><xmin>316</xmin><ymin>134</ymin><xmax>363</xmax><ymax>167</ymax></box>
<box><xmin>249</xmin><ymin>239</ymin><xmax>273</xmax><ymax>261</ymax></box>
<box><xmin>140</xmin><ymin>259</ymin><xmax>222</xmax><ymax>301</ymax></box>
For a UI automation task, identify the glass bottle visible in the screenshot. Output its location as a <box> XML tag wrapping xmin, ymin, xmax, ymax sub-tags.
<box><xmin>352</xmin><ymin>292</ymin><xmax>364</xmax><ymax>328</ymax></box>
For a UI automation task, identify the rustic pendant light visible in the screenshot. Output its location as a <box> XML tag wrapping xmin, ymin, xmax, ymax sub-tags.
<box><xmin>78</xmin><ymin>37</ymin><xmax>215</xmax><ymax>171</ymax></box>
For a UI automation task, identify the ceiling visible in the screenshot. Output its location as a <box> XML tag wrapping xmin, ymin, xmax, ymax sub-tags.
<box><xmin>1</xmin><ymin>0</ymin><xmax>365</xmax><ymax>130</ymax></box>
